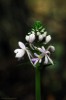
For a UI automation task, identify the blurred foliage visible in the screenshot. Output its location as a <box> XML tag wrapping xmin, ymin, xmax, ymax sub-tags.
<box><xmin>0</xmin><ymin>0</ymin><xmax>66</xmax><ymax>100</ymax></box>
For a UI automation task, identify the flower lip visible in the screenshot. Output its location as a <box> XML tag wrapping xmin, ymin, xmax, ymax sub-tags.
<box><xmin>31</xmin><ymin>53</ymin><xmax>42</xmax><ymax>66</ymax></box>
<box><xmin>14</xmin><ymin>42</ymin><xmax>26</xmax><ymax>58</ymax></box>
<box><xmin>32</xmin><ymin>58</ymin><xmax>38</xmax><ymax>63</ymax></box>
<box><xmin>14</xmin><ymin>49</ymin><xmax>25</xmax><ymax>58</ymax></box>
<box><xmin>31</xmin><ymin>57</ymin><xmax>42</xmax><ymax>66</ymax></box>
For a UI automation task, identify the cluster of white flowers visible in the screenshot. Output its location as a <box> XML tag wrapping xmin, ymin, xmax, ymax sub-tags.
<box><xmin>14</xmin><ymin>22</ymin><xmax>55</xmax><ymax>67</ymax></box>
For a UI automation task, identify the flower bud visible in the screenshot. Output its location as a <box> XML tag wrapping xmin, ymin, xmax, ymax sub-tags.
<box><xmin>29</xmin><ymin>33</ymin><xmax>35</xmax><ymax>43</ymax></box>
<box><xmin>38</xmin><ymin>34</ymin><xmax>43</xmax><ymax>41</ymax></box>
<box><xmin>25</xmin><ymin>33</ymin><xmax>35</xmax><ymax>43</ymax></box>
<box><xmin>37</xmin><ymin>32</ymin><xmax>41</xmax><ymax>36</ymax></box>
<box><xmin>45</xmin><ymin>35</ymin><xmax>51</xmax><ymax>44</ymax></box>
<box><xmin>48</xmin><ymin>46</ymin><xmax>55</xmax><ymax>52</ymax></box>
<box><xmin>32</xmin><ymin>31</ymin><xmax>35</xmax><ymax>34</ymax></box>
<box><xmin>42</xmin><ymin>31</ymin><xmax>47</xmax><ymax>37</ymax></box>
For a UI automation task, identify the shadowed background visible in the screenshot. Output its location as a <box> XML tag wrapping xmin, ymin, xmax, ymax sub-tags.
<box><xmin>0</xmin><ymin>0</ymin><xmax>66</xmax><ymax>100</ymax></box>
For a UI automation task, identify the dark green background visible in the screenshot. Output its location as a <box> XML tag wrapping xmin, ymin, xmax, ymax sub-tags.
<box><xmin>0</xmin><ymin>0</ymin><xmax>66</xmax><ymax>100</ymax></box>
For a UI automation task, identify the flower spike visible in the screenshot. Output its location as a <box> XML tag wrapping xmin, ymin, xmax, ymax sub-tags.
<box><xmin>14</xmin><ymin>21</ymin><xmax>55</xmax><ymax>67</ymax></box>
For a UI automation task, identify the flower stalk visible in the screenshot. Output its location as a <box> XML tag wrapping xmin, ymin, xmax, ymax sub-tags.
<box><xmin>35</xmin><ymin>66</ymin><xmax>41</xmax><ymax>100</ymax></box>
<box><xmin>14</xmin><ymin>21</ymin><xmax>55</xmax><ymax>100</ymax></box>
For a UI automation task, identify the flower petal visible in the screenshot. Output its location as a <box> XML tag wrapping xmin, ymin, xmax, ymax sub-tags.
<box><xmin>42</xmin><ymin>46</ymin><xmax>45</xmax><ymax>51</ymax></box>
<box><xmin>38</xmin><ymin>47</ymin><xmax>44</xmax><ymax>53</ymax></box>
<box><xmin>34</xmin><ymin>53</ymin><xmax>39</xmax><ymax>57</ymax></box>
<box><xmin>39</xmin><ymin>59</ymin><xmax>42</xmax><ymax>63</ymax></box>
<box><xmin>44</xmin><ymin>56</ymin><xmax>48</xmax><ymax>64</ymax></box>
<box><xmin>18</xmin><ymin>42</ymin><xmax>26</xmax><ymax>50</ymax></box>
<box><xmin>47</xmin><ymin>55</ymin><xmax>54</xmax><ymax>65</ymax></box>
<box><xmin>46</xmin><ymin>50</ymin><xmax>50</xmax><ymax>54</ymax></box>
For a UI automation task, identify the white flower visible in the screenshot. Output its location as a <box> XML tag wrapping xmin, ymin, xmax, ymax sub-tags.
<box><xmin>45</xmin><ymin>35</ymin><xmax>51</xmax><ymax>44</ymax></box>
<box><xmin>14</xmin><ymin>42</ymin><xmax>26</xmax><ymax>58</ymax></box>
<box><xmin>14</xmin><ymin>41</ymin><xmax>33</xmax><ymax>65</ymax></box>
<box><xmin>25</xmin><ymin>33</ymin><xmax>35</xmax><ymax>43</ymax></box>
<box><xmin>38</xmin><ymin>46</ymin><xmax>54</xmax><ymax>65</ymax></box>
<box><xmin>31</xmin><ymin>53</ymin><xmax>42</xmax><ymax>66</ymax></box>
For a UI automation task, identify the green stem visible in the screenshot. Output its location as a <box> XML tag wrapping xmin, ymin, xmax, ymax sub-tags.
<box><xmin>35</xmin><ymin>67</ymin><xmax>41</xmax><ymax>100</ymax></box>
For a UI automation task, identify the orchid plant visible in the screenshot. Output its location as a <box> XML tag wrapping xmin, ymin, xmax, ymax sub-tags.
<box><xmin>14</xmin><ymin>21</ymin><xmax>55</xmax><ymax>100</ymax></box>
